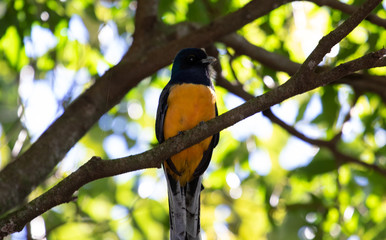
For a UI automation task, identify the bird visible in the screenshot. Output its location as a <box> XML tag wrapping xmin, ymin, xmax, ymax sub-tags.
<box><xmin>155</xmin><ymin>48</ymin><xmax>219</xmax><ymax>240</ymax></box>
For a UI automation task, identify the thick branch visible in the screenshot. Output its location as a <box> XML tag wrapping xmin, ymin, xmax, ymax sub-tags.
<box><xmin>133</xmin><ymin>0</ymin><xmax>159</xmax><ymax>40</ymax></box>
<box><xmin>0</xmin><ymin>0</ymin><xmax>290</xmax><ymax>215</ymax></box>
<box><xmin>130</xmin><ymin>0</ymin><xmax>160</xmax><ymax>56</ymax></box>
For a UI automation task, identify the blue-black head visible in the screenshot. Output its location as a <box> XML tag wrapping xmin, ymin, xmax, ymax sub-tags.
<box><xmin>170</xmin><ymin>48</ymin><xmax>216</xmax><ymax>85</ymax></box>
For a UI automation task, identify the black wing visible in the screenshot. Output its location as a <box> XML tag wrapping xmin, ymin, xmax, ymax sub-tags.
<box><xmin>156</xmin><ymin>84</ymin><xmax>182</xmax><ymax>175</ymax></box>
<box><xmin>155</xmin><ymin>84</ymin><xmax>171</xmax><ymax>144</ymax></box>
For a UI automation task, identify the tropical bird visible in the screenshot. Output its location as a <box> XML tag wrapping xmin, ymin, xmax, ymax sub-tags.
<box><xmin>155</xmin><ymin>48</ymin><xmax>219</xmax><ymax>240</ymax></box>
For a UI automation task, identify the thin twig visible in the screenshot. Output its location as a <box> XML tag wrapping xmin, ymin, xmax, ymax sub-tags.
<box><xmin>226</xmin><ymin>49</ymin><xmax>243</xmax><ymax>86</ymax></box>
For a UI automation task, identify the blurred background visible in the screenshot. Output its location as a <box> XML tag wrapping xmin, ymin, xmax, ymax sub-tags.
<box><xmin>0</xmin><ymin>0</ymin><xmax>385</xmax><ymax>239</ymax></box>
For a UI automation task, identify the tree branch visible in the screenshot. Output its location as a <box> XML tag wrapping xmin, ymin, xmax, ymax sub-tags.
<box><xmin>317</xmin><ymin>48</ymin><xmax>386</xmax><ymax>82</ymax></box>
<box><xmin>129</xmin><ymin>0</ymin><xmax>161</xmax><ymax>57</ymax></box>
<box><xmin>132</xmin><ymin>0</ymin><xmax>159</xmax><ymax>41</ymax></box>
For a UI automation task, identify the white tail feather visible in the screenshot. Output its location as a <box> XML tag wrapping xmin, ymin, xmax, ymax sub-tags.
<box><xmin>166</xmin><ymin>172</ymin><xmax>202</xmax><ymax>240</ymax></box>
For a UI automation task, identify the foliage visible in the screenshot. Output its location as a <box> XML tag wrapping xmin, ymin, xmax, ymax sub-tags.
<box><xmin>0</xmin><ymin>0</ymin><xmax>385</xmax><ymax>239</ymax></box>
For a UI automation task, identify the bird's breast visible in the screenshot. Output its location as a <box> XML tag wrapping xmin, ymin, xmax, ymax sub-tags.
<box><xmin>163</xmin><ymin>83</ymin><xmax>216</xmax><ymax>185</ymax></box>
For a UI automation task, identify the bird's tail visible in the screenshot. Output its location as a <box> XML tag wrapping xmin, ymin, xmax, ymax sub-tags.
<box><xmin>165</xmin><ymin>172</ymin><xmax>202</xmax><ymax>240</ymax></box>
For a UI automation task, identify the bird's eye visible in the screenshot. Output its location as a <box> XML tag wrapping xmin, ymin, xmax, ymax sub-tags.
<box><xmin>187</xmin><ymin>55</ymin><xmax>196</xmax><ymax>63</ymax></box>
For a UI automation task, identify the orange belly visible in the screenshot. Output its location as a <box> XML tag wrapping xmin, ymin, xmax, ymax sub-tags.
<box><xmin>164</xmin><ymin>83</ymin><xmax>216</xmax><ymax>185</ymax></box>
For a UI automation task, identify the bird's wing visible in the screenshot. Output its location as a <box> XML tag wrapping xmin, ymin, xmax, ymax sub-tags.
<box><xmin>155</xmin><ymin>84</ymin><xmax>170</xmax><ymax>143</ymax></box>
<box><xmin>156</xmin><ymin>84</ymin><xmax>181</xmax><ymax>176</ymax></box>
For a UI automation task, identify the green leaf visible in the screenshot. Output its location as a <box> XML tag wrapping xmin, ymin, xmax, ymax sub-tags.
<box><xmin>312</xmin><ymin>86</ymin><xmax>339</xmax><ymax>129</ymax></box>
<box><xmin>222</xmin><ymin>141</ymin><xmax>249</xmax><ymax>168</ymax></box>
<box><xmin>296</xmin><ymin>96</ymin><xmax>311</xmax><ymax>122</ymax></box>
<box><xmin>0</xmin><ymin>26</ymin><xmax>21</xmax><ymax>67</ymax></box>
<box><xmin>293</xmin><ymin>148</ymin><xmax>336</xmax><ymax>179</ymax></box>
<box><xmin>158</xmin><ymin>0</ymin><xmax>177</xmax><ymax>17</ymax></box>
<box><xmin>186</xmin><ymin>0</ymin><xmax>210</xmax><ymax>24</ymax></box>
<box><xmin>259</xmin><ymin>17</ymin><xmax>274</xmax><ymax>36</ymax></box>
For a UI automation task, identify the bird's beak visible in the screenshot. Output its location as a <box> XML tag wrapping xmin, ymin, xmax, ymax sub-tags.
<box><xmin>201</xmin><ymin>56</ymin><xmax>217</xmax><ymax>64</ymax></box>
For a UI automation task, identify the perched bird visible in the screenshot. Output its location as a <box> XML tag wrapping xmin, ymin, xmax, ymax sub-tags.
<box><xmin>155</xmin><ymin>48</ymin><xmax>219</xmax><ymax>240</ymax></box>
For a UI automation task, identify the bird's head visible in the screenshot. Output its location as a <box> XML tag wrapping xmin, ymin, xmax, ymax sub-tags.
<box><xmin>171</xmin><ymin>48</ymin><xmax>216</xmax><ymax>78</ymax></box>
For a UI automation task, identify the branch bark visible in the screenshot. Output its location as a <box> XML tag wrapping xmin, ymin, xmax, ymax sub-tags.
<box><xmin>133</xmin><ymin>0</ymin><xmax>159</xmax><ymax>40</ymax></box>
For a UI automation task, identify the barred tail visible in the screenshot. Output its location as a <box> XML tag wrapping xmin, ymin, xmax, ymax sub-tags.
<box><xmin>165</xmin><ymin>172</ymin><xmax>202</xmax><ymax>240</ymax></box>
